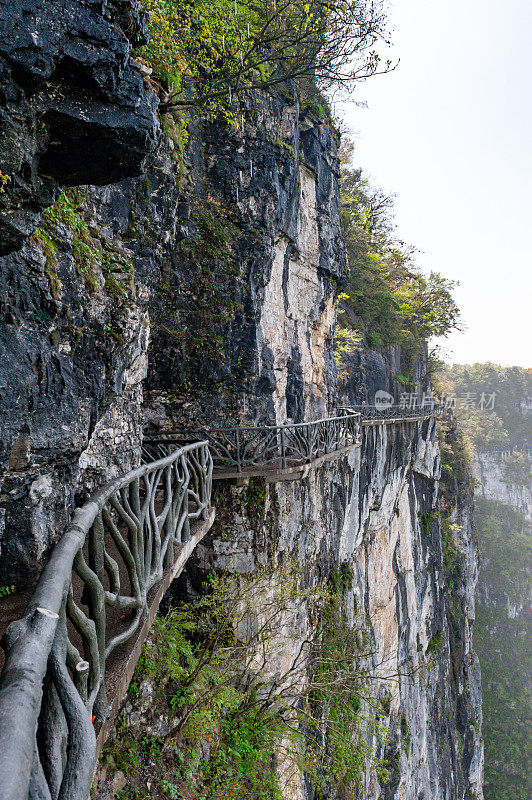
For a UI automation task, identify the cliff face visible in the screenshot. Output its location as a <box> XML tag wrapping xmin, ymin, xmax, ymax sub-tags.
<box><xmin>0</xmin><ymin>0</ymin><xmax>159</xmax><ymax>254</ymax></box>
<box><xmin>144</xmin><ymin>91</ymin><xmax>345</xmax><ymax>432</ymax></box>
<box><xmin>0</xmin><ymin>85</ymin><xmax>344</xmax><ymax>586</ymax></box>
<box><xmin>180</xmin><ymin>421</ymin><xmax>482</xmax><ymax>800</ymax></box>
<box><xmin>0</xmin><ymin>6</ymin><xmax>483</xmax><ymax>798</ymax></box>
<box><xmin>474</xmin><ymin>451</ymin><xmax>532</xmax><ymax>521</ymax></box>
<box><xmin>473</xmin><ymin>451</ymin><xmax>531</xmax><ymax>800</ymax></box>
<box><xmin>0</xmin><ymin>0</ymin><xmax>160</xmax><ymax>585</ymax></box>
<box><xmin>339</xmin><ymin>341</ymin><xmax>431</xmax><ymax>408</ymax></box>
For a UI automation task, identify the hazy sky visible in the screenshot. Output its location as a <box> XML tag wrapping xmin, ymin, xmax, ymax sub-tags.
<box><xmin>340</xmin><ymin>0</ymin><xmax>531</xmax><ymax>367</ymax></box>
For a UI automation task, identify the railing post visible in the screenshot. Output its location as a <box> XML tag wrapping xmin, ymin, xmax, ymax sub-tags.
<box><xmin>235</xmin><ymin>428</ymin><xmax>242</xmax><ymax>473</ymax></box>
<box><xmin>182</xmin><ymin>453</ymin><xmax>191</xmax><ymax>542</ymax></box>
<box><xmin>88</xmin><ymin>513</ymin><xmax>109</xmax><ymax>723</ymax></box>
<box><xmin>280</xmin><ymin>427</ymin><xmax>287</xmax><ymax>469</ymax></box>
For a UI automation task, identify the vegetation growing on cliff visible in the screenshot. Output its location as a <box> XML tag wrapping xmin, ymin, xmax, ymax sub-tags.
<box><xmin>473</xmin><ymin>498</ymin><xmax>531</xmax><ymax>800</ymax></box>
<box><xmin>34</xmin><ymin>189</ymin><xmax>133</xmax><ymax>297</ymax></box>
<box><xmin>437</xmin><ymin>363</ymin><xmax>532</xmax><ymax>450</ymax></box>
<box><xmin>149</xmin><ymin>195</ymin><xmax>245</xmax><ymax>397</ymax></box>
<box><xmin>97</xmin><ymin>566</ymin><xmax>390</xmax><ymax>799</ymax></box>
<box><xmin>138</xmin><ymin>0</ymin><xmax>391</xmax><ymax>114</ymax></box>
<box><xmin>441</xmin><ymin>364</ymin><xmax>531</xmax><ymax>799</ymax></box>
<box><xmin>335</xmin><ymin>150</ymin><xmax>461</xmax><ymax>364</ymax></box>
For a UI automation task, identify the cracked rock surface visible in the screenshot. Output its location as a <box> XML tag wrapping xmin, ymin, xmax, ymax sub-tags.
<box><xmin>0</xmin><ymin>0</ymin><xmax>159</xmax><ymax>254</ymax></box>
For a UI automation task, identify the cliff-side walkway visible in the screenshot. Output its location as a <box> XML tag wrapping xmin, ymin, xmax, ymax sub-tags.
<box><xmin>0</xmin><ymin>404</ymin><xmax>443</xmax><ymax>800</ymax></box>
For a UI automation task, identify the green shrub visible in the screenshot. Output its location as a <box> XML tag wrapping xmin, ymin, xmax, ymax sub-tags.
<box><xmin>337</xmin><ymin>163</ymin><xmax>461</xmax><ymax>354</ymax></box>
<box><xmin>100</xmin><ymin>566</ymin><xmax>389</xmax><ymax>799</ymax></box>
<box><xmin>35</xmin><ymin>189</ymin><xmax>133</xmax><ymax>296</ymax></box>
<box><xmin>419</xmin><ymin>513</ymin><xmax>434</xmax><ymax>537</ymax></box>
<box><xmin>426</xmin><ymin>630</ymin><xmax>442</xmax><ymax>655</ymax></box>
<box><xmin>138</xmin><ymin>0</ymin><xmax>390</xmax><ymax>116</ymax></box>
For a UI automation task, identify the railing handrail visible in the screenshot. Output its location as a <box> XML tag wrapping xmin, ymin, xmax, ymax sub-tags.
<box><xmin>144</xmin><ymin>412</ymin><xmax>362</xmax><ymax>475</ymax></box>
<box><xmin>147</xmin><ymin>411</ymin><xmax>361</xmax><ymax>438</ymax></box>
<box><xmin>0</xmin><ymin>401</ymin><xmax>445</xmax><ymax>799</ymax></box>
<box><xmin>144</xmin><ymin>404</ymin><xmax>445</xmax><ymax>446</ymax></box>
<box><xmin>144</xmin><ymin>406</ymin><xmax>445</xmax><ymax>478</ymax></box>
<box><xmin>2</xmin><ymin>439</ymin><xmax>210</xmax><ymax>626</ymax></box>
<box><xmin>339</xmin><ymin>403</ymin><xmax>445</xmax><ymax>418</ymax></box>
<box><xmin>0</xmin><ymin>440</ymin><xmax>212</xmax><ymax>800</ymax></box>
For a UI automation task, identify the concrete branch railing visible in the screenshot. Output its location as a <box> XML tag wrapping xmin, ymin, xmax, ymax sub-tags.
<box><xmin>0</xmin><ymin>441</ymin><xmax>212</xmax><ymax>800</ymax></box>
<box><xmin>144</xmin><ymin>411</ymin><xmax>362</xmax><ymax>475</ymax></box>
<box><xmin>339</xmin><ymin>403</ymin><xmax>447</xmax><ymax>423</ymax></box>
<box><xmin>0</xmin><ymin>403</ymin><xmax>445</xmax><ymax>800</ymax></box>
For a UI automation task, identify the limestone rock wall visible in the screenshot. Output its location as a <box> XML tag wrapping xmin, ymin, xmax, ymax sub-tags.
<box><xmin>0</xmin><ymin>6</ymin><xmax>483</xmax><ymax>798</ymax></box>
<box><xmin>0</xmin><ymin>0</ymin><xmax>159</xmax><ymax>254</ymax></box>
<box><xmin>0</xmin><ymin>192</ymin><xmax>150</xmax><ymax>586</ymax></box>
<box><xmin>339</xmin><ymin>340</ymin><xmax>431</xmax><ymax>409</ymax></box>
<box><xmin>474</xmin><ymin>451</ymin><xmax>532</xmax><ymax>521</ymax></box>
<box><xmin>182</xmin><ymin>415</ymin><xmax>483</xmax><ymax>800</ymax></box>
<box><xmin>144</xmin><ymin>91</ymin><xmax>345</xmax><ymax>432</ymax></box>
<box><xmin>0</xmin><ymin>0</ymin><xmax>160</xmax><ymax>586</ymax></box>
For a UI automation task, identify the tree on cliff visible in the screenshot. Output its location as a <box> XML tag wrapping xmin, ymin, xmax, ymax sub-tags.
<box><xmin>439</xmin><ymin>364</ymin><xmax>532</xmax><ymax>449</ymax></box>
<box><xmin>99</xmin><ymin>565</ymin><xmax>417</xmax><ymax>798</ymax></box>
<box><xmin>336</xmin><ymin>157</ymin><xmax>462</xmax><ymax>355</ymax></box>
<box><xmin>138</xmin><ymin>0</ymin><xmax>392</xmax><ymax>113</ymax></box>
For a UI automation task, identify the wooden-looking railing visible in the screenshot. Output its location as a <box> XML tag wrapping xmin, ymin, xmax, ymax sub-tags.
<box><xmin>0</xmin><ymin>442</ymin><xmax>212</xmax><ymax>800</ymax></box>
<box><xmin>144</xmin><ymin>411</ymin><xmax>362</xmax><ymax>475</ymax></box>
<box><xmin>0</xmin><ymin>403</ymin><xmax>444</xmax><ymax>800</ymax></box>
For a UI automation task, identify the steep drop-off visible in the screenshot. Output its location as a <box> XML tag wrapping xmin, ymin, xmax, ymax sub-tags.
<box><xmin>474</xmin><ymin>446</ymin><xmax>531</xmax><ymax>799</ymax></box>
<box><xmin>0</xmin><ymin>4</ymin><xmax>483</xmax><ymax>799</ymax></box>
<box><xmin>441</xmin><ymin>365</ymin><xmax>531</xmax><ymax>800</ymax></box>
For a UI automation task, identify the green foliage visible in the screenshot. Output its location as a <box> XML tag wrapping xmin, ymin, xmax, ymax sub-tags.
<box><xmin>0</xmin><ymin>585</ymin><xmax>15</xmax><ymax>598</ymax></box>
<box><xmin>441</xmin><ymin>364</ymin><xmax>531</xmax><ymax>798</ymax></box>
<box><xmin>333</xmin><ymin>325</ymin><xmax>362</xmax><ymax>378</ymax></box>
<box><xmin>35</xmin><ymin>189</ymin><xmax>133</xmax><ymax>296</ymax></box>
<box><xmin>336</xmin><ymin>158</ymin><xmax>461</xmax><ymax>356</ymax></box>
<box><xmin>426</xmin><ymin>630</ymin><xmax>442</xmax><ymax>655</ymax></box>
<box><xmin>103</xmin><ymin>572</ymin><xmax>287</xmax><ymax>800</ymax></box>
<box><xmin>399</xmin><ymin>715</ymin><xmax>411</xmax><ymax>754</ymax></box>
<box><xmin>244</xmin><ymin>478</ymin><xmax>268</xmax><ymax>517</ymax></box>
<box><xmin>437</xmin><ymin>363</ymin><xmax>532</xmax><ymax>450</ymax></box>
<box><xmin>328</xmin><ymin>560</ymin><xmax>354</xmax><ymax>593</ymax></box>
<box><xmin>100</xmin><ymin>566</ymin><xmax>388</xmax><ymax>799</ymax></box>
<box><xmin>138</xmin><ymin>0</ymin><xmax>391</xmax><ymax>114</ymax></box>
<box><xmin>419</xmin><ymin>512</ymin><xmax>434</xmax><ymax>537</ymax></box>
<box><xmin>438</xmin><ymin>421</ymin><xmax>476</xmax><ymax>494</ymax></box>
<box><xmin>152</xmin><ymin>195</ymin><xmax>242</xmax><ymax>364</ymax></box>
<box><xmin>419</xmin><ymin>508</ymin><xmax>459</xmax><ymax>573</ymax></box>
<box><xmin>116</xmin><ymin>788</ymin><xmax>147</xmax><ymax>800</ymax></box>
<box><xmin>475</xmin><ymin>499</ymin><xmax>531</xmax><ymax>603</ymax></box>
<box><xmin>441</xmin><ymin>519</ymin><xmax>461</xmax><ymax>570</ymax></box>
<box><xmin>473</xmin><ymin>498</ymin><xmax>532</xmax><ymax>800</ymax></box>
<box><xmin>302</xmin><ymin>584</ymin><xmax>388</xmax><ymax>794</ymax></box>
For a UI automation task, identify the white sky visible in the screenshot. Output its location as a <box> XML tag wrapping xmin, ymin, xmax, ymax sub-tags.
<box><xmin>339</xmin><ymin>0</ymin><xmax>531</xmax><ymax>367</ymax></box>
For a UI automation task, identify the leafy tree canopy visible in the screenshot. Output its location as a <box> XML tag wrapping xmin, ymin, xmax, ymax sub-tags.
<box><xmin>138</xmin><ymin>0</ymin><xmax>392</xmax><ymax>113</ymax></box>
<box><xmin>438</xmin><ymin>363</ymin><xmax>532</xmax><ymax>449</ymax></box>
<box><xmin>337</xmin><ymin>152</ymin><xmax>462</xmax><ymax>356</ymax></box>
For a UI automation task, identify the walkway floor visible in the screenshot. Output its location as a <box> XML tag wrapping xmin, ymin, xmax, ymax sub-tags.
<box><xmin>213</xmin><ymin>441</ymin><xmax>363</xmax><ymax>483</ymax></box>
